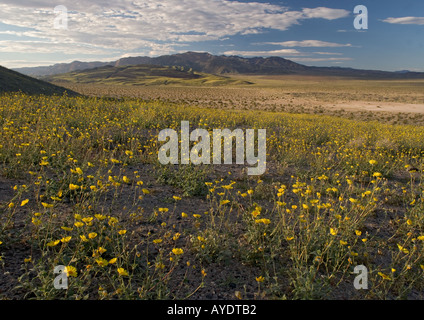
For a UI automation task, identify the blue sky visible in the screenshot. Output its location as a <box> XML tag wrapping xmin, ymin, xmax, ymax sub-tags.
<box><xmin>0</xmin><ymin>0</ymin><xmax>423</xmax><ymax>71</ymax></box>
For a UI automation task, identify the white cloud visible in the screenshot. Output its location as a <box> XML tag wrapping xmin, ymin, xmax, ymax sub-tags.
<box><xmin>313</xmin><ymin>52</ymin><xmax>343</xmax><ymax>55</ymax></box>
<box><xmin>0</xmin><ymin>0</ymin><xmax>350</xmax><ymax>58</ymax></box>
<box><xmin>382</xmin><ymin>17</ymin><xmax>424</xmax><ymax>25</ymax></box>
<box><xmin>267</xmin><ymin>40</ymin><xmax>352</xmax><ymax>47</ymax></box>
<box><xmin>223</xmin><ymin>49</ymin><xmax>305</xmax><ymax>56</ymax></box>
<box><xmin>290</xmin><ymin>57</ymin><xmax>352</xmax><ymax>62</ymax></box>
<box><xmin>222</xmin><ymin>48</ymin><xmax>351</xmax><ymax>62</ymax></box>
<box><xmin>301</xmin><ymin>7</ymin><xmax>349</xmax><ymax>20</ymax></box>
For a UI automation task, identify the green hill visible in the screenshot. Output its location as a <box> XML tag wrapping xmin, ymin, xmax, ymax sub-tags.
<box><xmin>42</xmin><ymin>64</ymin><xmax>252</xmax><ymax>86</ymax></box>
<box><xmin>0</xmin><ymin>65</ymin><xmax>77</xmax><ymax>95</ymax></box>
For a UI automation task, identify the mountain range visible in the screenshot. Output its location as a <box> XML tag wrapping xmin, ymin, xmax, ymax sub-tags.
<box><xmin>13</xmin><ymin>51</ymin><xmax>424</xmax><ymax>79</ymax></box>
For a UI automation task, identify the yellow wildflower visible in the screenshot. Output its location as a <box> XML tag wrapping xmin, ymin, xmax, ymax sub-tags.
<box><xmin>88</xmin><ymin>233</ymin><xmax>97</xmax><ymax>239</ymax></box>
<box><xmin>172</xmin><ymin>248</ymin><xmax>184</xmax><ymax>255</ymax></box>
<box><xmin>117</xmin><ymin>268</ymin><xmax>128</xmax><ymax>276</ymax></box>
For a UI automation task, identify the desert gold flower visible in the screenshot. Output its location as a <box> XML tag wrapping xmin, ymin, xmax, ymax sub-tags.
<box><xmin>118</xmin><ymin>229</ymin><xmax>127</xmax><ymax>235</ymax></box>
<box><xmin>60</xmin><ymin>236</ymin><xmax>72</xmax><ymax>243</ymax></box>
<box><xmin>123</xmin><ymin>176</ymin><xmax>130</xmax><ymax>184</ymax></box>
<box><xmin>47</xmin><ymin>240</ymin><xmax>60</xmax><ymax>246</ymax></box>
<box><xmin>20</xmin><ymin>199</ymin><xmax>29</xmax><ymax>206</ymax></box>
<box><xmin>108</xmin><ymin>217</ymin><xmax>118</xmax><ymax>226</ymax></box>
<box><xmin>255</xmin><ymin>276</ymin><xmax>265</xmax><ymax>282</ymax></box>
<box><xmin>397</xmin><ymin>244</ymin><xmax>409</xmax><ymax>254</ymax></box>
<box><xmin>96</xmin><ymin>257</ymin><xmax>109</xmax><ymax>267</ymax></box>
<box><xmin>88</xmin><ymin>232</ymin><xmax>97</xmax><ymax>239</ymax></box>
<box><xmin>251</xmin><ymin>210</ymin><xmax>260</xmax><ymax>218</ymax></box>
<box><xmin>255</xmin><ymin>218</ymin><xmax>271</xmax><ymax>225</ymax></box>
<box><xmin>32</xmin><ymin>217</ymin><xmax>42</xmax><ymax>226</ymax></box>
<box><xmin>97</xmin><ymin>247</ymin><xmax>107</xmax><ymax>254</ymax></box>
<box><xmin>117</xmin><ymin>268</ymin><xmax>128</xmax><ymax>276</ymax></box>
<box><xmin>69</xmin><ymin>183</ymin><xmax>80</xmax><ymax>190</ymax></box>
<box><xmin>172</xmin><ymin>248</ymin><xmax>184</xmax><ymax>255</ymax></box>
<box><xmin>74</xmin><ymin>221</ymin><xmax>84</xmax><ymax>228</ymax></box>
<box><xmin>330</xmin><ymin>228</ymin><xmax>338</xmax><ymax>236</ymax></box>
<box><xmin>82</xmin><ymin>217</ymin><xmax>93</xmax><ymax>224</ymax></box>
<box><xmin>41</xmin><ymin>202</ymin><xmax>53</xmax><ymax>208</ymax></box>
<box><xmin>65</xmin><ymin>266</ymin><xmax>77</xmax><ymax>277</ymax></box>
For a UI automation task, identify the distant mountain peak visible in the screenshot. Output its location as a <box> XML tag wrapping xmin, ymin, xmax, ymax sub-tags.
<box><xmin>12</xmin><ymin>51</ymin><xmax>424</xmax><ymax>79</ymax></box>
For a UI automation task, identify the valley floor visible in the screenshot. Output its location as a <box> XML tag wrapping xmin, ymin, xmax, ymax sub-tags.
<box><xmin>1</xmin><ymin>78</ymin><xmax>424</xmax><ymax>300</ymax></box>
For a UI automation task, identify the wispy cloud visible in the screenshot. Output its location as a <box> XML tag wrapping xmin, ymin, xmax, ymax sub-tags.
<box><xmin>223</xmin><ymin>49</ymin><xmax>305</xmax><ymax>56</ymax></box>
<box><xmin>290</xmin><ymin>57</ymin><xmax>353</xmax><ymax>62</ymax></box>
<box><xmin>313</xmin><ymin>52</ymin><xmax>343</xmax><ymax>55</ymax></box>
<box><xmin>266</xmin><ymin>40</ymin><xmax>352</xmax><ymax>47</ymax></box>
<box><xmin>382</xmin><ymin>16</ymin><xmax>424</xmax><ymax>25</ymax></box>
<box><xmin>222</xmin><ymin>48</ymin><xmax>351</xmax><ymax>64</ymax></box>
